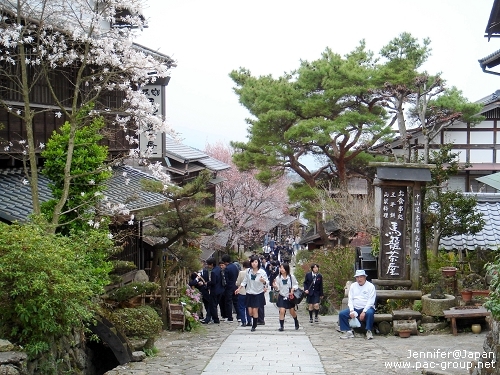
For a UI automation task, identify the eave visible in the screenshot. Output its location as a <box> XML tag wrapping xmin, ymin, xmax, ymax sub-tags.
<box><xmin>485</xmin><ymin>0</ymin><xmax>500</xmax><ymax>40</ymax></box>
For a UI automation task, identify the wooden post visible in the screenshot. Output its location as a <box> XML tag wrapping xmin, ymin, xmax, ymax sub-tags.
<box><xmin>160</xmin><ymin>249</ymin><xmax>168</xmax><ymax>329</ymax></box>
<box><xmin>411</xmin><ymin>183</ymin><xmax>422</xmax><ymax>289</ymax></box>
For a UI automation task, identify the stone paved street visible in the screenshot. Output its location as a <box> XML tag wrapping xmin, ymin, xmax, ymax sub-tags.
<box><xmin>105</xmin><ymin>295</ymin><xmax>488</xmax><ymax>375</ymax></box>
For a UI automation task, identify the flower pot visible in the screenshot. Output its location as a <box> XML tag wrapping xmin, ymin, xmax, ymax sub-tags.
<box><xmin>471</xmin><ymin>324</ymin><xmax>481</xmax><ymax>334</ymax></box>
<box><xmin>472</xmin><ymin>290</ymin><xmax>490</xmax><ymax>297</ymax></box>
<box><xmin>398</xmin><ymin>329</ymin><xmax>412</xmax><ymax>338</ymax></box>
<box><xmin>441</xmin><ymin>267</ymin><xmax>458</xmax><ymax>277</ymax></box>
<box><xmin>461</xmin><ymin>290</ymin><xmax>473</xmax><ymax>303</ymax></box>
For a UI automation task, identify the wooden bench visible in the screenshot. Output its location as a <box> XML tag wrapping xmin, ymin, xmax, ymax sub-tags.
<box><xmin>443</xmin><ymin>307</ymin><xmax>490</xmax><ymax>336</ymax></box>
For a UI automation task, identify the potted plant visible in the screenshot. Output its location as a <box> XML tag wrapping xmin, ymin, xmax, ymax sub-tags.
<box><xmin>441</xmin><ymin>267</ymin><xmax>458</xmax><ymax>277</ymax></box>
<box><xmin>398</xmin><ymin>329</ymin><xmax>412</xmax><ymax>338</ymax></box>
<box><xmin>460</xmin><ymin>290</ymin><xmax>473</xmax><ymax>302</ymax></box>
<box><xmin>461</xmin><ymin>273</ymin><xmax>486</xmax><ymax>302</ymax></box>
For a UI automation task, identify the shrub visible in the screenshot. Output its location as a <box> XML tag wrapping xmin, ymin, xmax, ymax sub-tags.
<box><xmin>465</xmin><ymin>248</ymin><xmax>497</xmax><ymax>276</ymax></box>
<box><xmin>0</xmin><ymin>222</ymin><xmax>112</xmax><ymax>357</ymax></box>
<box><xmin>175</xmin><ymin>286</ymin><xmax>202</xmax><ymax>331</ymax></box>
<box><xmin>294</xmin><ymin>249</ymin><xmax>313</xmax><ymax>271</ymax></box>
<box><xmin>295</xmin><ymin>246</ymin><xmax>355</xmax><ymax>310</ymax></box>
<box><xmin>377</xmin><ymin>297</ymin><xmax>412</xmax><ymax>314</ymax></box>
<box><xmin>106</xmin><ymin>306</ymin><xmax>162</xmax><ymax>338</ymax></box>
<box><xmin>110</xmin><ymin>261</ymin><xmax>138</xmax><ymax>276</ymax></box>
<box><xmin>484</xmin><ymin>255</ymin><xmax>500</xmax><ymax>319</ymax></box>
<box><xmin>106</xmin><ymin>282</ymin><xmax>159</xmax><ymax>302</ymax></box>
<box><xmin>460</xmin><ymin>273</ymin><xmax>485</xmax><ymax>291</ymax></box>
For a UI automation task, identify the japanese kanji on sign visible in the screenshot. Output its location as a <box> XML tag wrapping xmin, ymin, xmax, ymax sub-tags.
<box><xmin>379</xmin><ymin>186</ymin><xmax>407</xmax><ymax>280</ymax></box>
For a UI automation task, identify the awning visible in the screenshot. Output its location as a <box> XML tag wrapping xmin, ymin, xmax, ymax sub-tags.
<box><xmin>209</xmin><ymin>176</ymin><xmax>226</xmax><ymax>185</ymax></box>
<box><xmin>476</xmin><ymin>173</ymin><xmax>500</xmax><ymax>191</ymax></box>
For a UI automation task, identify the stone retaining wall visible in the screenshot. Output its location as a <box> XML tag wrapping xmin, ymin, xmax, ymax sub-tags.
<box><xmin>0</xmin><ymin>332</ymin><xmax>96</xmax><ymax>375</ymax></box>
<box><xmin>0</xmin><ymin>339</ymin><xmax>27</xmax><ymax>375</ymax></box>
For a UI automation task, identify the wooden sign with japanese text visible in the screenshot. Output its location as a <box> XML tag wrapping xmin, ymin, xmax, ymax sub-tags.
<box><xmin>378</xmin><ymin>186</ymin><xmax>407</xmax><ymax>279</ymax></box>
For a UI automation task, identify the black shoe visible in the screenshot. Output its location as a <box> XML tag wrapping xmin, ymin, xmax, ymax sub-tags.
<box><xmin>309</xmin><ymin>319</ymin><xmax>313</xmax><ymax>323</ymax></box>
<box><xmin>240</xmin><ymin>324</ymin><xmax>246</xmax><ymax>327</ymax></box>
<box><xmin>257</xmin><ymin>322</ymin><xmax>265</xmax><ymax>325</ymax></box>
<box><xmin>251</xmin><ymin>327</ymin><xmax>256</xmax><ymax>332</ymax></box>
<box><xmin>246</xmin><ymin>322</ymin><xmax>252</xmax><ymax>326</ymax></box>
<box><xmin>278</xmin><ymin>327</ymin><xmax>284</xmax><ymax>331</ymax></box>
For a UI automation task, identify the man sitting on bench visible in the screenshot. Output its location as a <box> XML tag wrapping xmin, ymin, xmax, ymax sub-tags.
<box><xmin>339</xmin><ymin>269</ymin><xmax>376</xmax><ymax>340</ymax></box>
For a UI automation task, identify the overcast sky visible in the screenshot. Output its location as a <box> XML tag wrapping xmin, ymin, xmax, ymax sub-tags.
<box><xmin>136</xmin><ymin>0</ymin><xmax>499</xmax><ymax>152</ymax></box>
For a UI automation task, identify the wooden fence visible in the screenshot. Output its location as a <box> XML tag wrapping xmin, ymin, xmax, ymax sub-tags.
<box><xmin>164</xmin><ymin>267</ymin><xmax>189</xmax><ymax>301</ymax></box>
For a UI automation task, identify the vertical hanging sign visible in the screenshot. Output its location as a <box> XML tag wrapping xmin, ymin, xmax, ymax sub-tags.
<box><xmin>410</xmin><ymin>185</ymin><xmax>422</xmax><ymax>286</ymax></box>
<box><xmin>412</xmin><ymin>188</ymin><xmax>421</xmax><ymax>257</ymax></box>
<box><xmin>140</xmin><ymin>85</ymin><xmax>164</xmax><ymax>157</ymax></box>
<box><xmin>378</xmin><ymin>186</ymin><xmax>407</xmax><ymax>279</ymax></box>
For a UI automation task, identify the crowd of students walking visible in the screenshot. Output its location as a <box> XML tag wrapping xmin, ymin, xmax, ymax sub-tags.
<box><xmin>189</xmin><ymin>252</ymin><xmax>324</xmax><ymax>332</ymax></box>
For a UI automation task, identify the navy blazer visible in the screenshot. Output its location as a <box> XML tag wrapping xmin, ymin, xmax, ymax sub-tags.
<box><xmin>189</xmin><ymin>271</ymin><xmax>209</xmax><ymax>300</ymax></box>
<box><xmin>224</xmin><ymin>262</ymin><xmax>239</xmax><ymax>291</ymax></box>
<box><xmin>304</xmin><ymin>272</ymin><xmax>324</xmax><ymax>297</ymax></box>
<box><xmin>207</xmin><ymin>266</ymin><xmax>225</xmax><ymax>295</ymax></box>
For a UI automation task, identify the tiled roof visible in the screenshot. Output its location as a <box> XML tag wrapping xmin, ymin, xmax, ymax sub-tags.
<box><xmin>0</xmin><ymin>165</ymin><xmax>167</xmax><ymax>223</ymax></box>
<box><xmin>439</xmin><ymin>193</ymin><xmax>500</xmax><ymax>251</ymax></box>
<box><xmin>300</xmin><ymin>220</ymin><xmax>340</xmax><ymax>245</ymax></box>
<box><xmin>0</xmin><ymin>168</ymin><xmax>53</xmax><ymax>223</ymax></box>
<box><xmin>201</xmin><ymin>229</ymin><xmax>230</xmax><ymax>249</ymax></box>
<box><xmin>133</xmin><ymin>43</ymin><xmax>176</xmax><ymax>68</ymax></box>
<box><xmin>165</xmin><ymin>137</ymin><xmax>230</xmax><ymax>172</ymax></box>
<box><xmin>476</xmin><ymin>89</ymin><xmax>500</xmax><ymax>105</ymax></box>
<box><xmin>104</xmin><ymin>165</ymin><xmax>167</xmax><ymax>213</ymax></box>
<box><xmin>199</xmin><ymin>155</ymin><xmax>231</xmax><ymax>171</ymax></box>
<box><xmin>166</xmin><ymin>138</ymin><xmax>207</xmax><ymax>162</ymax></box>
<box><xmin>279</xmin><ymin>215</ymin><xmax>299</xmax><ymax>226</ymax></box>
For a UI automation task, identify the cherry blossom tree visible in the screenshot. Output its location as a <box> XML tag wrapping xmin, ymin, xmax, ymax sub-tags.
<box><xmin>0</xmin><ymin>0</ymin><xmax>175</xmax><ymax>232</ymax></box>
<box><xmin>205</xmin><ymin>142</ymin><xmax>290</xmax><ymax>252</ymax></box>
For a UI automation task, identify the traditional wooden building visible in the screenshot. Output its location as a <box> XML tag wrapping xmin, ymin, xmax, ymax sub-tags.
<box><xmin>372</xmin><ymin>91</ymin><xmax>500</xmax><ymax>193</ymax></box>
<box><xmin>0</xmin><ymin>4</ymin><xmax>176</xmax><ymax>168</ymax></box>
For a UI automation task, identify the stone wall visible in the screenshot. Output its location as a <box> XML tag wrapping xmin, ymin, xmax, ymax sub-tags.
<box><xmin>0</xmin><ymin>332</ymin><xmax>97</xmax><ymax>375</ymax></box>
<box><xmin>0</xmin><ymin>339</ymin><xmax>27</xmax><ymax>375</ymax></box>
<box><xmin>470</xmin><ymin>318</ymin><xmax>500</xmax><ymax>375</ymax></box>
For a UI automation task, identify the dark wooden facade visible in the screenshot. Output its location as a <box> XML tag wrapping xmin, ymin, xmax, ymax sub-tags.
<box><xmin>0</xmin><ymin>60</ymin><xmax>133</xmax><ymax>167</ymax></box>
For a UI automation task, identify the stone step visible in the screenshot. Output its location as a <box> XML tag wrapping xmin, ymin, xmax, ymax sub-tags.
<box><xmin>392</xmin><ymin>309</ymin><xmax>422</xmax><ymax>320</ymax></box>
<box><xmin>374</xmin><ymin>313</ymin><xmax>393</xmax><ymax>322</ymax></box>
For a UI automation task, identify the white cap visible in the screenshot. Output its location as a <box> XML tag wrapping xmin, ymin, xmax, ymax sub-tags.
<box><xmin>354</xmin><ymin>269</ymin><xmax>368</xmax><ymax>277</ymax></box>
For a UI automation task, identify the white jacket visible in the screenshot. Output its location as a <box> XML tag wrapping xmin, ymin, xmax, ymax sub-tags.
<box><xmin>348</xmin><ymin>280</ymin><xmax>376</xmax><ymax>312</ymax></box>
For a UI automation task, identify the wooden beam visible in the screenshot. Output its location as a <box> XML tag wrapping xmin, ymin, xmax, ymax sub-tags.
<box><xmin>375</xmin><ymin>290</ymin><xmax>422</xmax><ymax>300</ymax></box>
<box><xmin>372</xmin><ymin>279</ymin><xmax>412</xmax><ymax>287</ymax></box>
